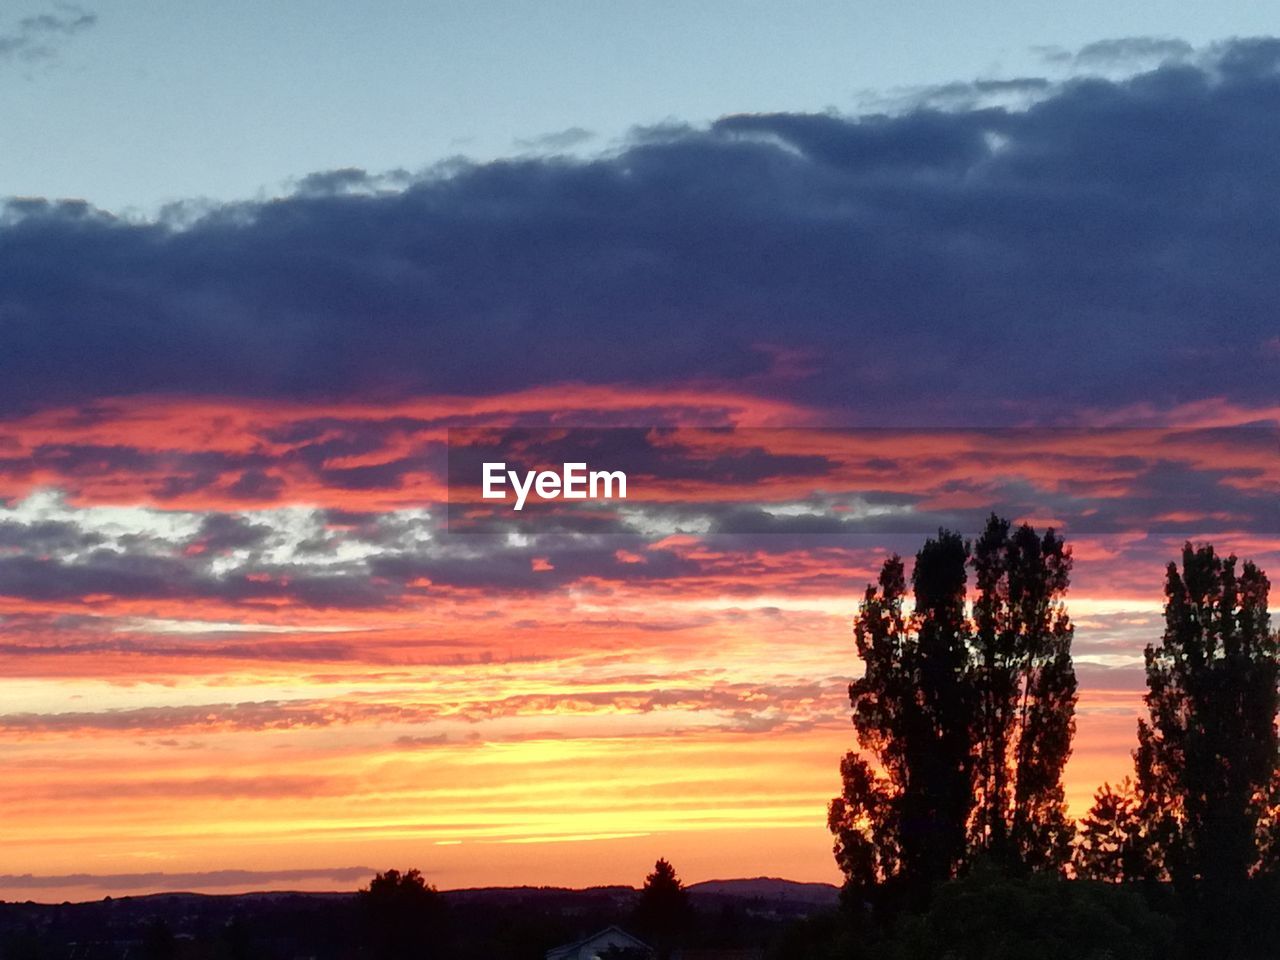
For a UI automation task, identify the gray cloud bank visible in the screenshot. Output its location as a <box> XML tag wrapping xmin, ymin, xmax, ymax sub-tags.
<box><xmin>0</xmin><ymin>39</ymin><xmax>1277</xmax><ymax>422</ymax></box>
<box><xmin>0</xmin><ymin>866</ymin><xmax>374</xmax><ymax>892</ymax></box>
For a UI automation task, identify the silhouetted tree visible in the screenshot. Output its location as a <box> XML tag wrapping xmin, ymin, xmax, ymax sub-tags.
<box><xmin>870</xmin><ymin>865</ymin><xmax>1175</xmax><ymax>960</ymax></box>
<box><xmin>829</xmin><ymin>531</ymin><xmax>974</xmax><ymax>904</ymax></box>
<box><xmin>1134</xmin><ymin>545</ymin><xmax>1277</xmax><ymax>896</ymax></box>
<box><xmin>634</xmin><ymin>858</ymin><xmax>691</xmax><ymax>959</ymax></box>
<box><xmin>969</xmin><ymin>516</ymin><xmax>1077</xmax><ymax>872</ymax></box>
<box><xmin>1075</xmin><ymin>778</ymin><xmax>1151</xmax><ymax>882</ymax></box>
<box><xmin>831</xmin><ymin>517</ymin><xmax>1079</xmax><ymax>904</ymax></box>
<box><xmin>359</xmin><ymin>868</ymin><xmax>448</xmax><ymax>960</ymax></box>
<box><xmin>1257</xmin><ymin>770</ymin><xmax>1280</xmax><ymax>876</ymax></box>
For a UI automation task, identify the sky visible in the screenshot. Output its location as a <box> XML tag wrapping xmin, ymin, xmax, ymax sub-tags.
<box><xmin>4</xmin><ymin>0</ymin><xmax>1280</xmax><ymax>212</ymax></box>
<box><xmin>0</xmin><ymin>1</ymin><xmax>1279</xmax><ymax>903</ymax></box>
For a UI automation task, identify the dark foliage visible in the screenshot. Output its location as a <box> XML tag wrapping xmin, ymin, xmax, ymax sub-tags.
<box><xmin>634</xmin><ymin>859</ymin><xmax>692</xmax><ymax>958</ymax></box>
<box><xmin>358</xmin><ymin>868</ymin><xmax>449</xmax><ymax>960</ymax></box>
<box><xmin>1073</xmin><ymin>778</ymin><xmax>1152</xmax><ymax>883</ymax></box>
<box><xmin>969</xmin><ymin>519</ymin><xmax>1077</xmax><ymax>871</ymax></box>
<box><xmin>1130</xmin><ymin>544</ymin><xmax>1278</xmax><ymax>954</ymax></box>
<box><xmin>1135</xmin><ymin>545</ymin><xmax>1278</xmax><ymax>886</ymax></box>
<box><xmin>830</xmin><ymin>516</ymin><xmax>1078</xmax><ymax>904</ymax></box>
<box><xmin>870</xmin><ymin>867</ymin><xmax>1175</xmax><ymax>960</ymax></box>
<box><xmin>766</xmin><ymin>909</ymin><xmax>859</xmax><ymax>960</ymax></box>
<box><xmin>829</xmin><ymin>531</ymin><xmax>974</xmax><ymax>904</ymax></box>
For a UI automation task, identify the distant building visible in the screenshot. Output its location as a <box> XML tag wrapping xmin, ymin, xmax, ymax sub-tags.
<box><xmin>545</xmin><ymin>925</ymin><xmax>652</xmax><ymax>960</ymax></box>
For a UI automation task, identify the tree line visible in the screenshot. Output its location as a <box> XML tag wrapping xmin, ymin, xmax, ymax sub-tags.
<box><xmin>829</xmin><ymin>515</ymin><xmax>1279</xmax><ymax>953</ymax></box>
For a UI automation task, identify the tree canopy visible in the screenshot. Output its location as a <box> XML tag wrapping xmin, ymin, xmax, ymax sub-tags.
<box><xmin>635</xmin><ymin>859</ymin><xmax>692</xmax><ymax>959</ymax></box>
<box><xmin>1133</xmin><ymin>543</ymin><xmax>1278</xmax><ymax>893</ymax></box>
<box><xmin>830</xmin><ymin>515</ymin><xmax>1078</xmax><ymax>904</ymax></box>
<box><xmin>359</xmin><ymin>868</ymin><xmax>449</xmax><ymax>960</ymax></box>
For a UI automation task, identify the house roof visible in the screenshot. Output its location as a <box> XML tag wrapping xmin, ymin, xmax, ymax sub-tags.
<box><xmin>545</xmin><ymin>925</ymin><xmax>651</xmax><ymax>959</ymax></box>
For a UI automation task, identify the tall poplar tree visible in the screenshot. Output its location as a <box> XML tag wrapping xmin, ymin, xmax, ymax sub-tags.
<box><xmin>969</xmin><ymin>517</ymin><xmax>1078</xmax><ymax>872</ymax></box>
<box><xmin>1134</xmin><ymin>544</ymin><xmax>1278</xmax><ymax>891</ymax></box>
<box><xmin>830</xmin><ymin>516</ymin><xmax>1078</xmax><ymax>899</ymax></box>
<box><xmin>829</xmin><ymin>531</ymin><xmax>974</xmax><ymax>902</ymax></box>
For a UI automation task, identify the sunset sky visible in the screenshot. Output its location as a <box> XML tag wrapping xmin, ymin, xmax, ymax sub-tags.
<box><xmin>2</xmin><ymin>3</ymin><xmax>1279</xmax><ymax>903</ymax></box>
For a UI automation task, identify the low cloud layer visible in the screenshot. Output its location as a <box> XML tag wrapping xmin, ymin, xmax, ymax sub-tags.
<box><xmin>0</xmin><ymin>867</ymin><xmax>374</xmax><ymax>891</ymax></box>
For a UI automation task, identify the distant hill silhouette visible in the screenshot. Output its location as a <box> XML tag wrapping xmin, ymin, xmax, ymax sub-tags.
<box><xmin>686</xmin><ymin>878</ymin><xmax>840</xmax><ymax>907</ymax></box>
<box><xmin>0</xmin><ymin>879</ymin><xmax>834</xmax><ymax>959</ymax></box>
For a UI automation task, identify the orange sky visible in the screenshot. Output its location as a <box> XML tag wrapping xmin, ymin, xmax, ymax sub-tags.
<box><xmin>0</xmin><ymin>392</ymin><xmax>1274</xmax><ymax>901</ymax></box>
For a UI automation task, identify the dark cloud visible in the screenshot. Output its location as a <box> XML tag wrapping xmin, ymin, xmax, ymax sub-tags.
<box><xmin>292</xmin><ymin>167</ymin><xmax>413</xmax><ymax>197</ymax></box>
<box><xmin>1073</xmin><ymin>37</ymin><xmax>1195</xmax><ymax>68</ymax></box>
<box><xmin>0</xmin><ymin>423</ymin><xmax>1273</xmax><ymax>608</ymax></box>
<box><xmin>0</xmin><ymin>867</ymin><xmax>374</xmax><ymax>891</ymax></box>
<box><xmin>0</xmin><ymin>552</ymin><xmax>395</xmax><ymax>608</ymax></box>
<box><xmin>514</xmin><ymin>126</ymin><xmax>596</xmax><ymax>151</ymax></box>
<box><xmin>1074</xmin><ymin>663</ymin><xmax>1147</xmax><ymax>692</ymax></box>
<box><xmin>226</xmin><ymin>468</ymin><xmax>286</xmax><ymax>500</ymax></box>
<box><xmin>0</xmin><ymin>698</ymin><xmax>366</xmax><ymax>733</ymax></box>
<box><xmin>0</xmin><ymin>518</ymin><xmax>101</xmax><ymax>552</ymax></box>
<box><xmin>906</xmin><ymin>77</ymin><xmax>1054</xmax><ymax>112</ymax></box>
<box><xmin>393</xmin><ymin>733</ymin><xmax>452</xmax><ymax>747</ymax></box>
<box><xmin>0</xmin><ymin>5</ymin><xmax>96</xmax><ymax>64</ymax></box>
<box><xmin>22</xmin><ymin>774</ymin><xmax>338</xmax><ymax>801</ymax></box>
<box><xmin>0</xmin><ymin>679</ymin><xmax>843</xmax><ymax>734</ymax></box>
<box><xmin>450</xmin><ymin>427</ymin><xmax>835</xmax><ymax>487</ymax></box>
<box><xmin>189</xmin><ymin>513</ymin><xmax>273</xmax><ymax>552</ymax></box>
<box><xmin>0</xmin><ymin>637</ymin><xmax>358</xmax><ymax>662</ymax></box>
<box><xmin>369</xmin><ymin>540</ymin><xmax>703</xmax><ymax>592</ymax></box>
<box><xmin>1</xmin><ymin>41</ymin><xmax>1278</xmax><ymax>422</ymax></box>
<box><xmin>0</xmin><ymin>443</ymin><xmax>275</xmax><ymax>500</ymax></box>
